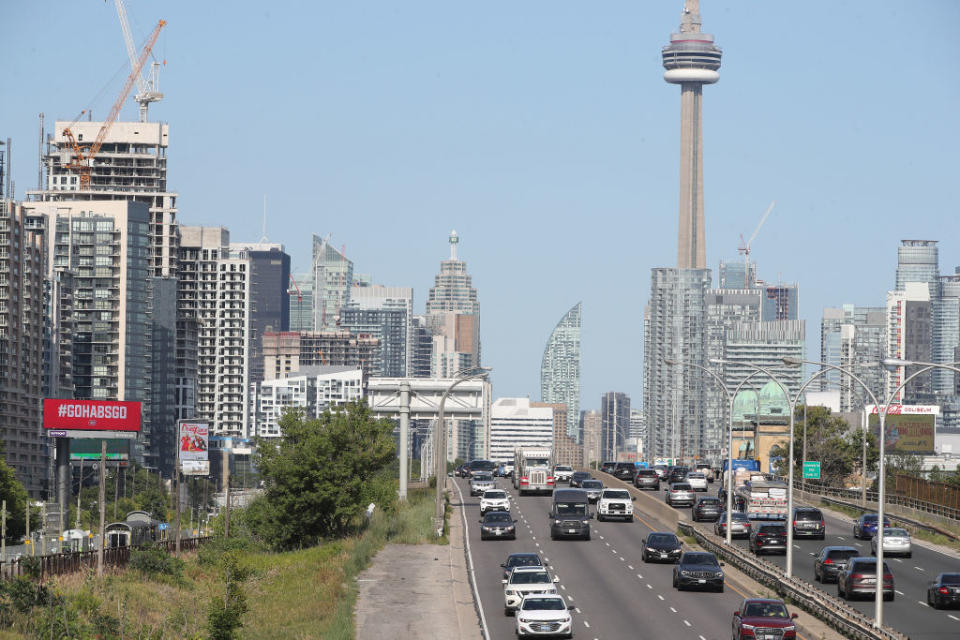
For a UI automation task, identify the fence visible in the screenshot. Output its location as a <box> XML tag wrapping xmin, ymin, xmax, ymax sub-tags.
<box><xmin>0</xmin><ymin>536</ymin><xmax>211</xmax><ymax>581</ymax></box>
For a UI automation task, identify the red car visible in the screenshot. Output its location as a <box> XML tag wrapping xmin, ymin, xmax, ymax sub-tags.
<box><xmin>732</xmin><ymin>598</ymin><xmax>798</xmax><ymax>639</ymax></box>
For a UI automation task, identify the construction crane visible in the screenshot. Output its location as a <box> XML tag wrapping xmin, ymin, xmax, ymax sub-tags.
<box><xmin>114</xmin><ymin>0</ymin><xmax>164</xmax><ymax>122</ymax></box>
<box><xmin>736</xmin><ymin>201</ymin><xmax>775</xmax><ymax>288</ymax></box>
<box><xmin>63</xmin><ymin>19</ymin><xmax>166</xmax><ymax>189</ymax></box>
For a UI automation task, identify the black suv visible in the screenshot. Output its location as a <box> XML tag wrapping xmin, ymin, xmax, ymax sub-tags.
<box><xmin>668</xmin><ymin>466</ymin><xmax>689</xmax><ymax>483</ymax></box>
<box><xmin>600</xmin><ymin>461</ymin><xmax>617</xmax><ymax>474</ymax></box>
<box><xmin>634</xmin><ymin>468</ymin><xmax>660</xmax><ymax>490</ymax></box>
<box><xmin>692</xmin><ymin>496</ymin><xmax>722</xmax><ymax>522</ymax></box>
<box><xmin>641</xmin><ymin>532</ymin><xmax>682</xmax><ymax>563</ymax></box>
<box><xmin>813</xmin><ymin>545</ymin><xmax>858</xmax><ymax>583</ymax></box>
<box><xmin>749</xmin><ymin>523</ymin><xmax>787</xmax><ymax>555</ymax></box>
<box><xmin>792</xmin><ymin>507</ymin><xmax>825</xmax><ymax>539</ymax></box>
<box><xmin>570</xmin><ymin>471</ymin><xmax>592</xmax><ymax>488</ymax></box>
<box><xmin>612</xmin><ymin>462</ymin><xmax>636</xmax><ymax>482</ymax></box>
<box><xmin>673</xmin><ymin>551</ymin><xmax>724</xmax><ymax>592</ymax></box>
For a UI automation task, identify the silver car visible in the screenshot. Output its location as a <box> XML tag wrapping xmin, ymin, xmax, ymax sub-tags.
<box><xmin>871</xmin><ymin>527</ymin><xmax>912</xmax><ymax>558</ymax></box>
<box><xmin>470</xmin><ymin>472</ymin><xmax>496</xmax><ymax>496</ymax></box>
<box><xmin>581</xmin><ymin>479</ymin><xmax>604</xmax><ymax>503</ymax></box>
<box><xmin>665</xmin><ymin>482</ymin><xmax>695</xmax><ymax>507</ymax></box>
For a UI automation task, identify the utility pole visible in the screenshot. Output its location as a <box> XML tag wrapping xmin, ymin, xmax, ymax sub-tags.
<box><xmin>76</xmin><ymin>457</ymin><xmax>83</xmax><ymax>528</ymax></box>
<box><xmin>25</xmin><ymin>500</ymin><xmax>31</xmax><ymax>556</ymax></box>
<box><xmin>174</xmin><ymin>435</ymin><xmax>182</xmax><ymax>554</ymax></box>
<box><xmin>1</xmin><ymin>500</ymin><xmax>6</xmax><ymax>563</ymax></box>
<box><xmin>399</xmin><ymin>381</ymin><xmax>410</xmax><ymax>501</ymax></box>
<box><xmin>222</xmin><ymin>448</ymin><xmax>230</xmax><ymax>538</ymax></box>
<box><xmin>97</xmin><ymin>440</ymin><xmax>106</xmax><ymax>577</ymax></box>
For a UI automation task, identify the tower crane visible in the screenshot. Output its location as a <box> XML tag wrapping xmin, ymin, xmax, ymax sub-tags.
<box><xmin>114</xmin><ymin>0</ymin><xmax>164</xmax><ymax>122</ymax></box>
<box><xmin>62</xmin><ymin>19</ymin><xmax>166</xmax><ymax>189</ymax></box>
<box><xmin>736</xmin><ymin>200</ymin><xmax>775</xmax><ymax>288</ymax></box>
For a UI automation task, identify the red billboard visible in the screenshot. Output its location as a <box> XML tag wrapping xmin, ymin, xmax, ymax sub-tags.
<box><xmin>43</xmin><ymin>399</ymin><xmax>142</xmax><ymax>435</ymax></box>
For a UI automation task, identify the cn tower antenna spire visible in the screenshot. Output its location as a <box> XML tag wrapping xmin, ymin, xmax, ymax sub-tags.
<box><xmin>663</xmin><ymin>0</ymin><xmax>721</xmax><ymax>269</ymax></box>
<box><xmin>449</xmin><ymin>229</ymin><xmax>459</xmax><ymax>260</ymax></box>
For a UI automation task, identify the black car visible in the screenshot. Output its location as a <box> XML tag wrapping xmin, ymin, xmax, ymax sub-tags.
<box><xmin>813</xmin><ymin>546</ymin><xmax>859</xmax><ymax>584</ymax></box>
<box><xmin>600</xmin><ymin>461</ymin><xmax>617</xmax><ymax>474</ymax></box>
<box><xmin>642</xmin><ymin>532</ymin><xmax>683</xmax><ymax>563</ymax></box>
<box><xmin>634</xmin><ymin>468</ymin><xmax>660</xmax><ymax>490</ymax></box>
<box><xmin>570</xmin><ymin>471</ymin><xmax>592</xmax><ymax>488</ymax></box>
<box><xmin>668</xmin><ymin>465</ymin><xmax>689</xmax><ymax>483</ymax></box>
<box><xmin>500</xmin><ymin>552</ymin><xmax>545</xmax><ymax>581</ymax></box>
<box><xmin>673</xmin><ymin>551</ymin><xmax>724</xmax><ymax>592</ymax></box>
<box><xmin>927</xmin><ymin>572</ymin><xmax>960</xmax><ymax>609</ymax></box>
<box><xmin>749</xmin><ymin>523</ymin><xmax>787</xmax><ymax>555</ymax></box>
<box><xmin>464</xmin><ymin>459</ymin><xmax>497</xmax><ymax>477</ymax></box>
<box><xmin>478</xmin><ymin>511</ymin><xmax>517</xmax><ymax>540</ymax></box>
<box><xmin>612</xmin><ymin>462</ymin><xmax>636</xmax><ymax>482</ymax></box>
<box><xmin>792</xmin><ymin>507</ymin><xmax>825</xmax><ymax>539</ymax></box>
<box><xmin>692</xmin><ymin>496</ymin><xmax>722</xmax><ymax>522</ymax></box>
<box><xmin>837</xmin><ymin>557</ymin><xmax>894</xmax><ymax>601</ymax></box>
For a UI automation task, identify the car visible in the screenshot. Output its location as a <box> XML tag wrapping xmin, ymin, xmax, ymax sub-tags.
<box><xmin>641</xmin><ymin>532</ymin><xmax>682</xmax><ymax>563</ymax></box>
<box><xmin>600</xmin><ymin>461</ymin><xmax>616</xmax><ymax>474</ymax></box>
<box><xmin>480</xmin><ymin>489</ymin><xmax>510</xmax><ymax>515</ymax></box>
<box><xmin>653</xmin><ymin>465</ymin><xmax>668</xmax><ymax>479</ymax></box>
<box><xmin>553</xmin><ymin>465</ymin><xmax>574</xmax><ymax>483</ymax></box>
<box><xmin>668</xmin><ymin>466</ymin><xmax>689</xmax><ymax>483</ymax></box>
<box><xmin>503</xmin><ymin>462</ymin><xmax>515</xmax><ymax>477</ymax></box>
<box><xmin>479</xmin><ymin>511</ymin><xmax>517</xmax><ymax>540</ymax></box>
<box><xmin>597</xmin><ymin>488</ymin><xmax>634</xmax><ymax>522</ymax></box>
<box><xmin>694</xmin><ymin>463</ymin><xmax>715</xmax><ymax>482</ymax></box>
<box><xmin>672</xmin><ymin>551</ymin><xmax>724</xmax><ymax>592</ymax></box>
<box><xmin>470</xmin><ymin>472</ymin><xmax>496</xmax><ymax>496</ymax></box>
<box><xmin>732</xmin><ymin>598</ymin><xmax>799</xmax><ymax>640</ymax></box>
<box><xmin>612</xmin><ymin>462</ymin><xmax>636</xmax><ymax>482</ymax></box>
<box><xmin>686</xmin><ymin>471</ymin><xmax>708</xmax><ymax>492</ymax></box>
<box><xmin>548</xmin><ymin>489</ymin><xmax>592</xmax><ymax>540</ymax></box>
<box><xmin>691</xmin><ymin>496</ymin><xmax>722</xmax><ymax>522</ymax></box>
<box><xmin>749</xmin><ymin>523</ymin><xmax>787</xmax><ymax>555</ymax></box>
<box><xmin>927</xmin><ymin>572</ymin><xmax>960</xmax><ymax>610</ymax></box>
<box><xmin>664</xmin><ymin>482</ymin><xmax>695</xmax><ymax>507</ymax></box>
<box><xmin>633</xmin><ymin>468</ymin><xmax>660</xmax><ymax>490</ymax></box>
<box><xmin>714</xmin><ymin>511</ymin><xmax>752</xmax><ymax>538</ymax></box>
<box><xmin>464</xmin><ymin>459</ymin><xmax>497</xmax><ymax>477</ymax></box>
<box><xmin>813</xmin><ymin>545</ymin><xmax>859</xmax><ymax>583</ymax></box>
<box><xmin>792</xmin><ymin>507</ymin><xmax>825</xmax><ymax>539</ymax></box>
<box><xmin>501</xmin><ymin>552</ymin><xmax>545</xmax><ymax>581</ymax></box>
<box><xmin>580</xmin><ymin>479</ymin><xmax>604</xmax><ymax>503</ymax></box>
<box><xmin>503</xmin><ymin>566</ymin><xmax>558</xmax><ymax>615</ymax></box>
<box><xmin>514</xmin><ymin>593</ymin><xmax>574</xmax><ymax>638</ymax></box>
<box><xmin>870</xmin><ymin>527</ymin><xmax>912</xmax><ymax>558</ymax></box>
<box><xmin>837</xmin><ymin>557</ymin><xmax>894</xmax><ymax>601</ymax></box>
<box><xmin>455</xmin><ymin>464</ymin><xmax>467</xmax><ymax>477</ymax></box>
<box><xmin>569</xmin><ymin>471</ymin><xmax>591</xmax><ymax>488</ymax></box>
<box><xmin>495</xmin><ymin>463</ymin><xmax>507</xmax><ymax>477</ymax></box>
<box><xmin>853</xmin><ymin>513</ymin><xmax>891</xmax><ymax>539</ymax></box>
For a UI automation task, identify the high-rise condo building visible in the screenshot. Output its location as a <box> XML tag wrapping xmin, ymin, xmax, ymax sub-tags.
<box><xmin>886</xmin><ymin>282</ymin><xmax>932</xmax><ymax>404</ymax></box>
<box><xmin>261</xmin><ymin>330</ymin><xmax>380</xmax><ymax>381</ymax></box>
<box><xmin>341</xmin><ymin>285</ymin><xmax>413</xmax><ymax>377</ymax></box>
<box><xmin>819</xmin><ymin>305</ymin><xmax>886</xmax><ymax>412</ymax></box>
<box><xmin>489</xmin><ymin>398</ymin><xmax>554</xmax><ymax>464</ymax></box>
<box><xmin>723</xmin><ymin>320</ymin><xmax>805</xmax><ymax>411</ymax></box>
<box><xmin>254</xmin><ymin>366</ymin><xmax>363</xmax><ymax>438</ymax></box>
<box><xmin>760</xmin><ymin>283</ymin><xmax>799</xmax><ymax>321</ymax></box>
<box><xmin>287</xmin><ymin>271</ymin><xmax>313</xmax><ymax>331</ymax></box>
<box><xmin>312</xmin><ymin>235</ymin><xmax>353</xmax><ymax>331</ymax></box>
<box><xmin>532</xmin><ymin>402</ymin><xmax>583</xmax><ymax>468</ymax></box>
<box><xmin>662</xmin><ymin>0</ymin><xmax>721</xmax><ymax>270</ymax></box>
<box><xmin>896</xmin><ymin>240</ymin><xmax>939</xmax><ymax>298</ymax></box>
<box><xmin>601</xmin><ymin>392</ymin><xmax>631</xmax><ymax>461</ymax></box>
<box><xmin>719</xmin><ymin>260</ymin><xmax>756</xmax><ymax>289</ymax></box>
<box><xmin>541</xmin><ymin>302</ymin><xmax>582</xmax><ymax>441</ymax></box>
<box><xmin>581</xmin><ymin>410</ymin><xmax>602</xmax><ymax>468</ymax></box>
<box><xmin>425</xmin><ymin>231</ymin><xmax>480</xmax><ymax>377</ymax></box>
<box><xmin>0</xmin><ymin>200</ymin><xmax>46</xmax><ymax>495</ymax></box>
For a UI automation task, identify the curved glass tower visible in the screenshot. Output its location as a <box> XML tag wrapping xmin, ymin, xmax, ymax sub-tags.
<box><xmin>541</xmin><ymin>302</ymin><xmax>582</xmax><ymax>440</ymax></box>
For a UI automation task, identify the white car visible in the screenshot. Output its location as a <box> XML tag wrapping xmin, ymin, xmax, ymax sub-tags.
<box><xmin>686</xmin><ymin>472</ymin><xmax>708</xmax><ymax>492</ymax></box>
<box><xmin>596</xmin><ymin>488</ymin><xmax>634</xmax><ymax>522</ymax></box>
<box><xmin>553</xmin><ymin>465</ymin><xmax>574</xmax><ymax>483</ymax></box>
<box><xmin>515</xmin><ymin>593</ymin><xmax>574</xmax><ymax>638</ymax></box>
<box><xmin>503</xmin><ymin>566</ymin><xmax>558</xmax><ymax>614</ymax></box>
<box><xmin>871</xmin><ymin>527</ymin><xmax>912</xmax><ymax>558</ymax></box>
<box><xmin>480</xmin><ymin>489</ymin><xmax>511</xmax><ymax>515</ymax></box>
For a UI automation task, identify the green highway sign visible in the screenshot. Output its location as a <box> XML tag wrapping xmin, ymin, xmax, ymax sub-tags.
<box><xmin>802</xmin><ymin>461</ymin><xmax>821</xmax><ymax>480</ymax></box>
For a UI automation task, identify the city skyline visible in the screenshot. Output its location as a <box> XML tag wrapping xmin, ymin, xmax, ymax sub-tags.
<box><xmin>2</xmin><ymin>1</ymin><xmax>959</xmax><ymax>406</ymax></box>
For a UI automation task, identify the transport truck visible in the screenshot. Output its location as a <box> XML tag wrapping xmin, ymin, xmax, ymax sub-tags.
<box><xmin>513</xmin><ymin>446</ymin><xmax>554</xmax><ymax>495</ymax></box>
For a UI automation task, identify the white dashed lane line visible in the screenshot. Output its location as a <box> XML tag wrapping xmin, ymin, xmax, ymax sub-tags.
<box><xmin>920</xmin><ymin>601</ymin><xmax>929</xmax><ymax>607</ymax></box>
<box><xmin>669</xmin><ymin>607</ymin><xmax>677</xmax><ymax>613</ymax></box>
<box><xmin>896</xmin><ymin>590</ymin><xmax>904</xmax><ymax>595</ymax></box>
<box><xmin>915</xmin><ymin>567</ymin><xmax>925</xmax><ymax>572</ymax></box>
<box><xmin>628</xmin><ymin>565</ymin><xmax>634</xmax><ymax>570</ymax></box>
<box><xmin>949</xmin><ymin>614</ymin><xmax>960</xmax><ymax>622</ymax></box>
<box><xmin>583</xmin><ymin>620</ymin><xmax>591</xmax><ymax>628</ymax></box>
<box><xmin>646</xmin><ymin>584</ymin><xmax>652</xmax><ymax>589</ymax></box>
<box><xmin>657</xmin><ymin>594</ymin><xmax>664</xmax><ymax>601</ymax></box>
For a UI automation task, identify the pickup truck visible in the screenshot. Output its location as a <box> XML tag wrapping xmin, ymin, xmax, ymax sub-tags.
<box><xmin>553</xmin><ymin>465</ymin><xmax>574</xmax><ymax>483</ymax></box>
<box><xmin>597</xmin><ymin>488</ymin><xmax>635</xmax><ymax>522</ymax></box>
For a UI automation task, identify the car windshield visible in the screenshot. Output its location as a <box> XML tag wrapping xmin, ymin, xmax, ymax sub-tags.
<box><xmin>603</xmin><ymin>490</ymin><xmax>630</xmax><ymax>499</ymax></box>
<box><xmin>573</xmin><ymin>472</ymin><xmax>590</xmax><ymax>479</ymax></box>
<box><xmin>759</xmin><ymin>525</ymin><xmax>786</xmax><ymax>534</ymax></box>
<box><xmin>511</xmin><ymin>571</ymin><xmax>550</xmax><ymax>585</ymax></box>
<box><xmin>827</xmin><ymin>549</ymin><xmax>858</xmax><ymax>560</ymax></box>
<box><xmin>556</xmin><ymin>466</ymin><xmax>572</xmax><ymax>472</ymax></box>
<box><xmin>582</xmin><ymin>481</ymin><xmax>603</xmax><ymax>489</ymax></box>
<box><xmin>485</xmin><ymin>512</ymin><xmax>512</xmax><ymax>523</ymax></box>
<box><xmin>743</xmin><ymin>602</ymin><xmax>789</xmax><ymax>618</ymax></box>
<box><xmin>527</xmin><ymin>457</ymin><xmax>550</xmax><ymax>466</ymax></box>
<box><xmin>483</xmin><ymin>490</ymin><xmax>506</xmax><ymax>499</ymax></box>
<box><xmin>851</xmin><ymin>560</ymin><xmax>891</xmax><ymax>573</ymax></box>
<box><xmin>521</xmin><ymin>597</ymin><xmax>566</xmax><ymax>611</ymax></box>
<box><xmin>942</xmin><ymin>574</ymin><xmax>960</xmax><ymax>585</ymax></box>
<box><xmin>698</xmin><ymin>498</ymin><xmax>719</xmax><ymax>505</ymax></box>
<box><xmin>682</xmin><ymin>554</ymin><xmax>719</xmax><ymax>566</ymax></box>
<box><xmin>862</xmin><ymin>514</ymin><xmax>878</xmax><ymax>522</ymax></box>
<box><xmin>647</xmin><ymin>534</ymin><xmax>678</xmax><ymax>545</ymax></box>
<box><xmin>688</xmin><ymin>473</ymin><xmax>704</xmax><ymax>478</ymax></box>
<box><xmin>638</xmin><ymin>470</ymin><xmax>657</xmax><ymax>476</ymax></box>
<box><xmin>672</xmin><ymin>483</ymin><xmax>691</xmax><ymax>490</ymax></box>
<box><xmin>796</xmin><ymin>510</ymin><xmax>821</xmax><ymax>520</ymax></box>
<box><xmin>882</xmin><ymin>528</ymin><xmax>908</xmax><ymax>537</ymax></box>
<box><xmin>507</xmin><ymin>555</ymin><xmax>541</xmax><ymax>568</ymax></box>
<box><xmin>473</xmin><ymin>473</ymin><xmax>492</xmax><ymax>482</ymax></box>
<box><xmin>555</xmin><ymin>503</ymin><xmax>587</xmax><ymax>516</ymax></box>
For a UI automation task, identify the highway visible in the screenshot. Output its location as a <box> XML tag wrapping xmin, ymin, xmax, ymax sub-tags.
<box><xmin>456</xmin><ymin>476</ymin><xmax>765</xmax><ymax>640</ymax></box>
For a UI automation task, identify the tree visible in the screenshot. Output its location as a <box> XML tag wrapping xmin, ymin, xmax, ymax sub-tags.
<box><xmin>0</xmin><ymin>457</ymin><xmax>33</xmax><ymax>542</ymax></box>
<box><xmin>250</xmin><ymin>402</ymin><xmax>397</xmax><ymax>549</ymax></box>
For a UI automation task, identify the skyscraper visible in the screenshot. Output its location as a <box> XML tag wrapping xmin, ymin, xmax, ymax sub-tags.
<box><xmin>895</xmin><ymin>240</ymin><xmax>939</xmax><ymax>297</ymax></box>
<box><xmin>312</xmin><ymin>235</ymin><xmax>353</xmax><ymax>331</ymax></box>
<box><xmin>601</xmin><ymin>392</ymin><xmax>631</xmax><ymax>461</ymax></box>
<box><xmin>341</xmin><ymin>285</ymin><xmax>413</xmax><ymax>377</ymax></box>
<box><xmin>662</xmin><ymin>0</ymin><xmax>722</xmax><ymax>269</ymax></box>
<box><xmin>541</xmin><ymin>302</ymin><xmax>582</xmax><ymax>440</ymax></box>
<box><xmin>820</xmin><ymin>305</ymin><xmax>886</xmax><ymax>412</ymax></box>
<box><xmin>886</xmin><ymin>282</ymin><xmax>932</xmax><ymax>404</ymax></box>
<box><xmin>426</xmin><ymin>231</ymin><xmax>481</xmax><ymax>376</ymax></box>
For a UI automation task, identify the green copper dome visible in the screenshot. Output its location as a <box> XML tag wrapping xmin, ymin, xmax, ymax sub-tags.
<box><xmin>758</xmin><ymin>381</ymin><xmax>788</xmax><ymax>418</ymax></box>
<box><xmin>732</xmin><ymin>389</ymin><xmax>758</xmax><ymax>427</ymax></box>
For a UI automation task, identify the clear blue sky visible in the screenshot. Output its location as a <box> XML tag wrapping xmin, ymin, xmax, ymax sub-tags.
<box><xmin>3</xmin><ymin>1</ymin><xmax>959</xmax><ymax>411</ymax></box>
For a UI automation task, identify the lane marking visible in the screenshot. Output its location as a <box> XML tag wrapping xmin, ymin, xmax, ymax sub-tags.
<box><xmin>669</xmin><ymin>606</ymin><xmax>677</xmax><ymax>613</ymax></box>
<box><xmin>684</xmin><ymin>620</ymin><xmax>692</xmax><ymax>627</ymax></box>
<box><xmin>628</xmin><ymin>565</ymin><xmax>634</xmax><ymax>570</ymax></box>
<box><xmin>915</xmin><ymin>567</ymin><xmax>925</xmax><ymax>571</ymax></box>
<box><xmin>647</xmin><ymin>584</ymin><xmax>653</xmax><ymax>589</ymax></box>
<box><xmin>949</xmin><ymin>614</ymin><xmax>960</xmax><ymax>621</ymax></box>
<box><xmin>896</xmin><ymin>590</ymin><xmax>904</xmax><ymax>595</ymax></box>
<box><xmin>583</xmin><ymin>620</ymin><xmax>590</xmax><ymax>628</ymax></box>
<box><xmin>919</xmin><ymin>601</ymin><xmax>929</xmax><ymax>607</ymax></box>
<box><xmin>560</xmin><ymin>584</ymin><xmax>566</xmax><ymax>590</ymax></box>
<box><xmin>837</xmin><ymin>536</ymin><xmax>845</xmax><ymax>540</ymax></box>
<box><xmin>620</xmin><ymin>557</ymin><xmax>625</xmax><ymax>561</ymax></box>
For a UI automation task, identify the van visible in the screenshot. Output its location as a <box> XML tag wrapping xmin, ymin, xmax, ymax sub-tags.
<box><xmin>549</xmin><ymin>488</ymin><xmax>592</xmax><ymax>540</ymax></box>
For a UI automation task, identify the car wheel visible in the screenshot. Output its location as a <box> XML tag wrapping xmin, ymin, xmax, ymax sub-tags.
<box><xmin>584</xmin><ymin>531</ymin><xmax>591</xmax><ymax>541</ymax></box>
<box><xmin>814</xmin><ymin>567</ymin><xmax>820</xmax><ymax>583</ymax></box>
<box><xmin>884</xmin><ymin>592</ymin><xmax>894</xmax><ymax>602</ymax></box>
<box><xmin>717</xmin><ymin>583</ymin><xmax>724</xmax><ymax>593</ymax></box>
<box><xmin>641</xmin><ymin>550</ymin><xmax>647</xmax><ymax>562</ymax></box>
<box><xmin>597</xmin><ymin>514</ymin><xmax>604</xmax><ymax>522</ymax></box>
<box><xmin>672</xmin><ymin>574</ymin><xmax>678</xmax><ymax>588</ymax></box>
<box><xmin>818</xmin><ymin>533</ymin><xmax>825</xmax><ymax>540</ymax></box>
<box><xmin>837</xmin><ymin>583</ymin><xmax>844</xmax><ymax>599</ymax></box>
<box><xmin>906</xmin><ymin>552</ymin><xmax>912</xmax><ymax>559</ymax></box>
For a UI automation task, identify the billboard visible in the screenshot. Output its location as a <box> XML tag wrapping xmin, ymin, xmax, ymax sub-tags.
<box><xmin>44</xmin><ymin>399</ymin><xmax>141</xmax><ymax>439</ymax></box>
<box><xmin>70</xmin><ymin>438</ymin><xmax>130</xmax><ymax>463</ymax></box>
<box><xmin>178</xmin><ymin>421</ymin><xmax>209</xmax><ymax>476</ymax></box>
<box><xmin>866</xmin><ymin>405</ymin><xmax>937</xmax><ymax>454</ymax></box>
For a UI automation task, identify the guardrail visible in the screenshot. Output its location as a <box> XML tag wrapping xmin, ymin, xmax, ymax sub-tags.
<box><xmin>678</xmin><ymin>521</ymin><xmax>908</xmax><ymax>640</ymax></box>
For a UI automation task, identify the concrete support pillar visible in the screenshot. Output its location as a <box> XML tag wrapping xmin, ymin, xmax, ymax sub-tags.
<box><xmin>399</xmin><ymin>381</ymin><xmax>410</xmax><ymax>502</ymax></box>
<box><xmin>55</xmin><ymin>438</ymin><xmax>71</xmax><ymax>535</ymax></box>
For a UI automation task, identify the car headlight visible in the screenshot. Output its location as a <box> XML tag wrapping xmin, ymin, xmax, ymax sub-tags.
<box><xmin>518</xmin><ymin>617</ymin><xmax>529</xmax><ymax>623</ymax></box>
<box><xmin>505</xmin><ymin>590</ymin><xmax>516</xmax><ymax>596</ymax></box>
<box><xmin>646</xmin><ymin>547</ymin><xmax>656</xmax><ymax>552</ymax></box>
<box><xmin>741</xmin><ymin>623</ymin><xmax>755</xmax><ymax>631</ymax></box>
<box><xmin>783</xmin><ymin>625</ymin><xmax>795</xmax><ymax>632</ymax></box>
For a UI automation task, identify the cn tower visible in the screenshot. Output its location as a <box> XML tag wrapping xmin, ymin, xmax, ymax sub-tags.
<box><xmin>662</xmin><ymin>0</ymin><xmax>722</xmax><ymax>269</ymax></box>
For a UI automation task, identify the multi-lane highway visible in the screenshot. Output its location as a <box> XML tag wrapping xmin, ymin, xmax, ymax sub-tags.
<box><xmin>456</xmin><ymin>475</ymin><xmax>766</xmax><ymax>640</ymax></box>
<box><xmin>457</xmin><ymin>470</ymin><xmax>960</xmax><ymax>640</ymax></box>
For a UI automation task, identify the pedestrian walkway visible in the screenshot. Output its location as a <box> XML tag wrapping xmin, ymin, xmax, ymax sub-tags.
<box><xmin>355</xmin><ymin>478</ymin><xmax>482</xmax><ymax>640</ymax></box>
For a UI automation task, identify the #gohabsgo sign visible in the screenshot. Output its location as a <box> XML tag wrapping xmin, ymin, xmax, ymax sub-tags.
<box><xmin>178</xmin><ymin>422</ymin><xmax>209</xmax><ymax>476</ymax></box>
<box><xmin>43</xmin><ymin>399</ymin><xmax>141</xmax><ymax>439</ymax></box>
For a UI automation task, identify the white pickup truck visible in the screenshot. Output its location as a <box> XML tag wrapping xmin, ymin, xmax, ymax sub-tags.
<box><xmin>553</xmin><ymin>465</ymin><xmax>574</xmax><ymax>483</ymax></box>
<box><xmin>596</xmin><ymin>488</ymin><xmax>635</xmax><ymax>522</ymax></box>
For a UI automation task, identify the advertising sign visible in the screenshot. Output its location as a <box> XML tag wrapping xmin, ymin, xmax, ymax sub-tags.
<box><xmin>865</xmin><ymin>405</ymin><xmax>937</xmax><ymax>454</ymax></box>
<box><xmin>70</xmin><ymin>438</ymin><xmax>130</xmax><ymax>463</ymax></box>
<box><xmin>178</xmin><ymin>421</ymin><xmax>209</xmax><ymax>476</ymax></box>
<box><xmin>44</xmin><ymin>399</ymin><xmax>141</xmax><ymax>439</ymax></box>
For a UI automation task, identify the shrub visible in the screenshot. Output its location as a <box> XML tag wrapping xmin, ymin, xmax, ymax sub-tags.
<box><xmin>129</xmin><ymin>545</ymin><xmax>185</xmax><ymax>581</ymax></box>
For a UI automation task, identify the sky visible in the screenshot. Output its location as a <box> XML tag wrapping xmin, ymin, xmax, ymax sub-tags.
<box><xmin>3</xmin><ymin>1</ymin><xmax>959</xmax><ymax>411</ymax></box>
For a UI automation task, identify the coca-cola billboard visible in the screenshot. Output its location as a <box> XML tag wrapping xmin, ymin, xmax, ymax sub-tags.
<box><xmin>43</xmin><ymin>399</ymin><xmax>141</xmax><ymax>438</ymax></box>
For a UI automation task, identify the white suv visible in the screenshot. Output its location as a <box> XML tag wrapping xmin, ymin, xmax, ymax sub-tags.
<box><xmin>480</xmin><ymin>489</ymin><xmax>511</xmax><ymax>515</ymax></box>
<box><xmin>553</xmin><ymin>465</ymin><xmax>574</xmax><ymax>483</ymax></box>
<box><xmin>597</xmin><ymin>488</ymin><xmax>634</xmax><ymax>522</ymax></box>
<box><xmin>503</xmin><ymin>567</ymin><xmax>558</xmax><ymax>615</ymax></box>
<box><xmin>515</xmin><ymin>593</ymin><xmax>574</xmax><ymax>638</ymax></box>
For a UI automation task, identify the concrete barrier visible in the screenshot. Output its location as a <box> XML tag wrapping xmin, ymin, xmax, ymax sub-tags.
<box><xmin>577</xmin><ymin>469</ymin><xmax>679</xmax><ymax>530</ymax></box>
